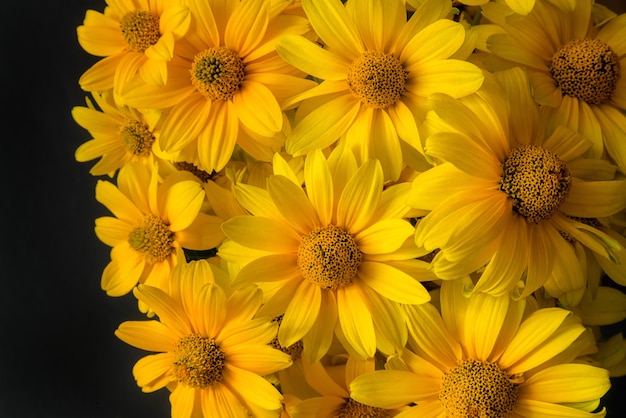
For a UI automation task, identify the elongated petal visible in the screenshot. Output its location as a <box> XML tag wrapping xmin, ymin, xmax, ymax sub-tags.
<box><xmin>224</xmin><ymin>0</ymin><xmax>268</xmax><ymax>57</ymax></box>
<box><xmin>337</xmin><ymin>285</ymin><xmax>376</xmax><ymax>359</ymax></box>
<box><xmin>285</xmin><ymin>93</ymin><xmax>360</xmax><ymax>156</ymax></box>
<box><xmin>234</xmin><ymin>80</ymin><xmax>282</xmax><ymax>137</ymax></box>
<box><xmin>223</xmin><ymin>365</ymin><xmax>284</xmax><ymax>411</ymax></box>
<box><xmin>233</xmin><ymin>254</ymin><xmax>301</xmax><ymax>287</ymax></box>
<box><xmin>276</xmin><ymin>35</ymin><xmax>349</xmax><ymax>80</ymax></box>
<box><xmin>221</xmin><ymin>216</ymin><xmax>301</xmax><ymax>252</ymax></box>
<box><xmin>520</xmin><ymin>363</ymin><xmax>610</xmax><ymax>403</ymax></box>
<box><xmin>351</xmin><ymin>370</ymin><xmax>437</xmax><ymax>408</ymax></box>
<box><xmin>301</xmin><ymin>0</ymin><xmax>363</xmax><ymax>59</ymax></box>
<box><xmin>358</xmin><ymin>261</ymin><xmax>430</xmax><ymax>305</ymax></box>
<box><xmin>355</xmin><ymin>219</ymin><xmax>414</xmax><ymax>254</ymax></box>
<box><xmin>267</xmin><ymin>175</ymin><xmax>318</xmax><ymax>235</ymax></box>
<box><xmin>115</xmin><ymin>320</ymin><xmax>178</xmax><ymax>352</ymax></box>
<box><xmin>227</xmin><ymin>344</ymin><xmax>292</xmax><ymax>376</ymax></box>
<box><xmin>410</xmin><ymin>59</ymin><xmax>484</xmax><ymax>98</ymax></box>
<box><xmin>133</xmin><ymin>284</ymin><xmax>191</xmax><ymax>337</ymax></box>
<box><xmin>162</xmin><ymin>181</ymin><xmax>205</xmax><ymax>231</ymax></box>
<box><xmin>337</xmin><ymin>160</ymin><xmax>382</xmax><ymax>233</ymax></box>
<box><xmin>279</xmin><ymin>281</ymin><xmax>321</xmax><ymax>348</ymax></box>
<box><xmin>132</xmin><ymin>352</ymin><xmax>176</xmax><ymax>392</ymax></box>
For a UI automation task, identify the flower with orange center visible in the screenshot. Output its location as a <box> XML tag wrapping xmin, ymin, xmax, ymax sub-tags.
<box><xmin>219</xmin><ymin>147</ymin><xmax>434</xmax><ymax>362</ymax></box>
<box><xmin>94</xmin><ymin>163</ymin><xmax>223</xmax><ymax>296</ymax></box>
<box><xmin>77</xmin><ymin>0</ymin><xmax>191</xmax><ymax>93</ymax></box>
<box><xmin>121</xmin><ymin>0</ymin><xmax>316</xmax><ymax>174</ymax></box>
<box><xmin>483</xmin><ymin>0</ymin><xmax>626</xmax><ymax>174</ymax></box>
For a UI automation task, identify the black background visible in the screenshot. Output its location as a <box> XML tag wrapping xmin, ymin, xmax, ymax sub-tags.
<box><xmin>1</xmin><ymin>0</ymin><xmax>625</xmax><ymax>417</ymax></box>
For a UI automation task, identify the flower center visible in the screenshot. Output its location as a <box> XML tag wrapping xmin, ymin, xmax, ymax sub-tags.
<box><xmin>297</xmin><ymin>224</ymin><xmax>362</xmax><ymax>290</ymax></box>
<box><xmin>499</xmin><ymin>145</ymin><xmax>571</xmax><ymax>224</ymax></box>
<box><xmin>338</xmin><ymin>398</ymin><xmax>390</xmax><ymax>418</ymax></box>
<box><xmin>439</xmin><ymin>359</ymin><xmax>519</xmax><ymax>418</ymax></box>
<box><xmin>550</xmin><ymin>38</ymin><xmax>620</xmax><ymax>105</ymax></box>
<box><xmin>120</xmin><ymin>10</ymin><xmax>161</xmax><ymax>53</ymax></box>
<box><xmin>190</xmin><ymin>47</ymin><xmax>245</xmax><ymax>101</ymax></box>
<box><xmin>269</xmin><ymin>315</ymin><xmax>303</xmax><ymax>361</ymax></box>
<box><xmin>347</xmin><ymin>51</ymin><xmax>408</xmax><ymax>109</ymax></box>
<box><xmin>128</xmin><ymin>214</ymin><xmax>175</xmax><ymax>264</ymax></box>
<box><xmin>173</xmin><ymin>333</ymin><xmax>225</xmax><ymax>389</ymax></box>
<box><xmin>120</xmin><ymin>119</ymin><xmax>155</xmax><ymax>156</ymax></box>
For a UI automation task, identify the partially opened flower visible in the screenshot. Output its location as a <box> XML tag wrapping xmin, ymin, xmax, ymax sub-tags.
<box><xmin>219</xmin><ymin>147</ymin><xmax>433</xmax><ymax>362</ymax></box>
<box><xmin>483</xmin><ymin>0</ymin><xmax>626</xmax><ymax>173</ymax></box>
<box><xmin>287</xmin><ymin>355</ymin><xmax>402</xmax><ymax>417</ymax></box>
<box><xmin>409</xmin><ymin>67</ymin><xmax>626</xmax><ymax>298</ymax></box>
<box><xmin>94</xmin><ymin>163</ymin><xmax>223</xmax><ymax>296</ymax></box>
<box><xmin>122</xmin><ymin>0</ymin><xmax>316</xmax><ymax>173</ymax></box>
<box><xmin>115</xmin><ymin>259</ymin><xmax>292</xmax><ymax>417</ymax></box>
<box><xmin>350</xmin><ymin>279</ymin><xmax>611</xmax><ymax>417</ymax></box>
<box><xmin>276</xmin><ymin>0</ymin><xmax>484</xmax><ymax>181</ymax></box>
<box><xmin>77</xmin><ymin>0</ymin><xmax>191</xmax><ymax>93</ymax></box>
<box><xmin>73</xmin><ymin>91</ymin><xmax>167</xmax><ymax>176</ymax></box>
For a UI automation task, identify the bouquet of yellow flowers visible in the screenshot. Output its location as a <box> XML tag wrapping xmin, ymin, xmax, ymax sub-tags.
<box><xmin>73</xmin><ymin>0</ymin><xmax>626</xmax><ymax>416</ymax></box>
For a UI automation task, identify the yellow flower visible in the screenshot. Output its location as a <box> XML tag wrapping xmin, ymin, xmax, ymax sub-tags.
<box><xmin>77</xmin><ymin>0</ymin><xmax>191</xmax><ymax>92</ymax></box>
<box><xmin>350</xmin><ymin>280</ymin><xmax>611</xmax><ymax>417</ymax></box>
<box><xmin>73</xmin><ymin>91</ymin><xmax>166</xmax><ymax>176</ymax></box>
<box><xmin>409</xmin><ymin>67</ymin><xmax>626</xmax><ymax>298</ymax></box>
<box><xmin>122</xmin><ymin>0</ymin><xmax>316</xmax><ymax>173</ymax></box>
<box><xmin>219</xmin><ymin>147</ymin><xmax>433</xmax><ymax>362</ymax></box>
<box><xmin>483</xmin><ymin>0</ymin><xmax>626</xmax><ymax>173</ymax></box>
<box><xmin>115</xmin><ymin>259</ymin><xmax>292</xmax><ymax>417</ymax></box>
<box><xmin>287</xmin><ymin>355</ymin><xmax>402</xmax><ymax>417</ymax></box>
<box><xmin>94</xmin><ymin>163</ymin><xmax>223</xmax><ymax>296</ymax></box>
<box><xmin>276</xmin><ymin>0</ymin><xmax>484</xmax><ymax>181</ymax></box>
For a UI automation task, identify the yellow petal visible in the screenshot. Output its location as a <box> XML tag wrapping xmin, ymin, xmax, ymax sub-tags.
<box><xmin>279</xmin><ymin>281</ymin><xmax>321</xmax><ymax>347</ymax></box>
<box><xmin>224</xmin><ymin>0</ymin><xmax>268</xmax><ymax>57</ymax></box>
<box><xmin>134</xmin><ymin>284</ymin><xmax>191</xmax><ymax>337</ymax></box>
<box><xmin>336</xmin><ymin>285</ymin><xmax>376</xmax><ymax>359</ymax></box>
<box><xmin>301</xmin><ymin>0</ymin><xmax>363</xmax><ymax>59</ymax></box>
<box><xmin>267</xmin><ymin>175</ymin><xmax>319</xmax><ymax>235</ymax></box>
<box><xmin>276</xmin><ymin>35</ymin><xmax>349</xmax><ymax>81</ymax></box>
<box><xmin>358</xmin><ymin>261</ymin><xmax>430</xmax><ymax>305</ymax></box>
<box><xmin>132</xmin><ymin>352</ymin><xmax>176</xmax><ymax>393</ymax></box>
<box><xmin>233</xmin><ymin>80</ymin><xmax>282</xmax><ymax>137</ymax></box>
<box><xmin>337</xmin><ymin>160</ymin><xmax>382</xmax><ymax>233</ymax></box>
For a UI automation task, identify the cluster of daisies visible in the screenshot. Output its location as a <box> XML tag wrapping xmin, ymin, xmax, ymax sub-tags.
<box><xmin>73</xmin><ymin>0</ymin><xmax>626</xmax><ymax>416</ymax></box>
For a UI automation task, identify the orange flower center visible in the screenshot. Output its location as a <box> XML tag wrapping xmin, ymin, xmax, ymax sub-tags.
<box><xmin>338</xmin><ymin>398</ymin><xmax>390</xmax><ymax>418</ymax></box>
<box><xmin>174</xmin><ymin>334</ymin><xmax>225</xmax><ymax>389</ymax></box>
<box><xmin>550</xmin><ymin>38</ymin><xmax>620</xmax><ymax>105</ymax></box>
<box><xmin>439</xmin><ymin>359</ymin><xmax>520</xmax><ymax>417</ymax></box>
<box><xmin>499</xmin><ymin>145</ymin><xmax>571</xmax><ymax>224</ymax></box>
<box><xmin>120</xmin><ymin>10</ymin><xmax>161</xmax><ymax>53</ymax></box>
<box><xmin>297</xmin><ymin>224</ymin><xmax>362</xmax><ymax>290</ymax></box>
<box><xmin>128</xmin><ymin>214</ymin><xmax>175</xmax><ymax>264</ymax></box>
<box><xmin>347</xmin><ymin>51</ymin><xmax>408</xmax><ymax>109</ymax></box>
<box><xmin>120</xmin><ymin>119</ymin><xmax>155</xmax><ymax>156</ymax></box>
<box><xmin>190</xmin><ymin>46</ymin><xmax>245</xmax><ymax>101</ymax></box>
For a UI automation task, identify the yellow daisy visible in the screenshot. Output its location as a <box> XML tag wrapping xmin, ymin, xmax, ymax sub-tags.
<box><xmin>275</xmin><ymin>0</ymin><xmax>484</xmax><ymax>181</ymax></box>
<box><xmin>287</xmin><ymin>355</ymin><xmax>402</xmax><ymax>417</ymax></box>
<box><xmin>409</xmin><ymin>67</ymin><xmax>626</xmax><ymax>298</ymax></box>
<box><xmin>483</xmin><ymin>0</ymin><xmax>626</xmax><ymax>173</ymax></box>
<box><xmin>219</xmin><ymin>147</ymin><xmax>433</xmax><ymax>362</ymax></box>
<box><xmin>115</xmin><ymin>259</ymin><xmax>293</xmax><ymax>417</ymax></box>
<box><xmin>77</xmin><ymin>0</ymin><xmax>191</xmax><ymax>93</ymax></box>
<box><xmin>73</xmin><ymin>91</ymin><xmax>167</xmax><ymax>176</ymax></box>
<box><xmin>350</xmin><ymin>279</ymin><xmax>611</xmax><ymax>417</ymax></box>
<box><xmin>94</xmin><ymin>162</ymin><xmax>223</xmax><ymax>296</ymax></box>
<box><xmin>121</xmin><ymin>0</ymin><xmax>316</xmax><ymax>174</ymax></box>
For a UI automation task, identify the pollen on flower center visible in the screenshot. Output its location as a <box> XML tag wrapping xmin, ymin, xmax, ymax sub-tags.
<box><xmin>499</xmin><ymin>145</ymin><xmax>571</xmax><ymax>224</ymax></box>
<box><xmin>120</xmin><ymin>10</ymin><xmax>161</xmax><ymax>53</ymax></box>
<box><xmin>338</xmin><ymin>398</ymin><xmax>390</xmax><ymax>418</ymax></box>
<box><xmin>347</xmin><ymin>51</ymin><xmax>408</xmax><ymax>109</ymax></box>
<box><xmin>120</xmin><ymin>119</ymin><xmax>155</xmax><ymax>156</ymax></box>
<box><xmin>297</xmin><ymin>224</ymin><xmax>362</xmax><ymax>290</ymax></box>
<box><xmin>173</xmin><ymin>333</ymin><xmax>225</xmax><ymax>389</ymax></box>
<box><xmin>439</xmin><ymin>359</ymin><xmax>520</xmax><ymax>417</ymax></box>
<box><xmin>128</xmin><ymin>214</ymin><xmax>175</xmax><ymax>264</ymax></box>
<box><xmin>550</xmin><ymin>38</ymin><xmax>620</xmax><ymax>105</ymax></box>
<box><xmin>190</xmin><ymin>47</ymin><xmax>245</xmax><ymax>101</ymax></box>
